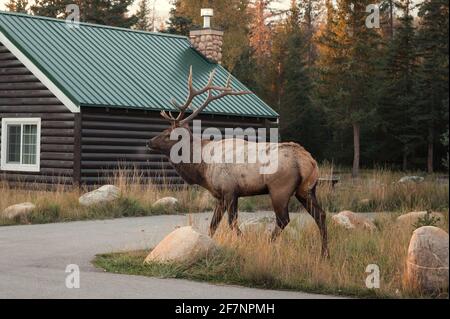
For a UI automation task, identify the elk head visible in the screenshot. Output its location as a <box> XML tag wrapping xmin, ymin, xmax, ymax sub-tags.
<box><xmin>147</xmin><ymin>66</ymin><xmax>252</xmax><ymax>154</ymax></box>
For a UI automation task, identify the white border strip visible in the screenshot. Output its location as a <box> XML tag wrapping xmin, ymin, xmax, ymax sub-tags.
<box><xmin>1</xmin><ymin>117</ymin><xmax>41</xmax><ymax>172</ymax></box>
<box><xmin>0</xmin><ymin>31</ymin><xmax>79</xmax><ymax>113</ymax></box>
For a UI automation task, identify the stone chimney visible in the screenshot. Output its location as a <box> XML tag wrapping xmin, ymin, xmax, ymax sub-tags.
<box><xmin>189</xmin><ymin>8</ymin><xmax>224</xmax><ymax>64</ymax></box>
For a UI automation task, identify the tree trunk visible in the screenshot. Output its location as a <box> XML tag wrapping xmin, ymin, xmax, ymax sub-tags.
<box><xmin>352</xmin><ymin>123</ymin><xmax>360</xmax><ymax>178</ymax></box>
<box><xmin>389</xmin><ymin>0</ymin><xmax>394</xmax><ymax>39</ymax></box>
<box><xmin>427</xmin><ymin>127</ymin><xmax>434</xmax><ymax>173</ymax></box>
<box><xmin>402</xmin><ymin>148</ymin><xmax>408</xmax><ymax>171</ymax></box>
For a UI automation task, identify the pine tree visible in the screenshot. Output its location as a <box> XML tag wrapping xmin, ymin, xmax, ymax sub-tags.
<box><xmin>134</xmin><ymin>0</ymin><xmax>153</xmax><ymax>31</ymax></box>
<box><xmin>316</xmin><ymin>0</ymin><xmax>383</xmax><ymax>176</ymax></box>
<box><xmin>380</xmin><ymin>0</ymin><xmax>395</xmax><ymax>39</ymax></box>
<box><xmin>298</xmin><ymin>0</ymin><xmax>323</xmax><ymax>67</ymax></box>
<box><xmin>379</xmin><ymin>0</ymin><xmax>420</xmax><ymax>170</ymax></box>
<box><xmin>415</xmin><ymin>0</ymin><xmax>449</xmax><ymax>173</ymax></box>
<box><xmin>30</xmin><ymin>0</ymin><xmax>66</xmax><ymax>17</ymax></box>
<box><xmin>166</xmin><ymin>5</ymin><xmax>194</xmax><ymax>36</ymax></box>
<box><xmin>279</xmin><ymin>1</ymin><xmax>311</xmax><ymax>141</ymax></box>
<box><xmin>5</xmin><ymin>0</ymin><xmax>29</xmax><ymax>13</ymax></box>
<box><xmin>31</xmin><ymin>0</ymin><xmax>137</xmax><ymax>28</ymax></box>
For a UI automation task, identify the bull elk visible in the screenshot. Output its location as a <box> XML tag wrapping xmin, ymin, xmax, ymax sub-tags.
<box><xmin>147</xmin><ymin>66</ymin><xmax>329</xmax><ymax>257</ymax></box>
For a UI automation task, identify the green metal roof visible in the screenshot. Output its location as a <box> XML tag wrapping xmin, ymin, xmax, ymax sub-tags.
<box><xmin>0</xmin><ymin>11</ymin><xmax>278</xmax><ymax>118</ymax></box>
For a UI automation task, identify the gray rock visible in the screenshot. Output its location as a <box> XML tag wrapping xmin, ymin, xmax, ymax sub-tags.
<box><xmin>398</xmin><ymin>176</ymin><xmax>425</xmax><ymax>183</ymax></box>
<box><xmin>79</xmin><ymin>185</ymin><xmax>120</xmax><ymax>207</ymax></box>
<box><xmin>2</xmin><ymin>202</ymin><xmax>35</xmax><ymax>219</ymax></box>
<box><xmin>332</xmin><ymin>211</ymin><xmax>376</xmax><ymax>231</ymax></box>
<box><xmin>405</xmin><ymin>226</ymin><xmax>449</xmax><ymax>293</ymax></box>
<box><xmin>397</xmin><ymin>211</ymin><xmax>445</xmax><ymax>226</ymax></box>
<box><xmin>152</xmin><ymin>197</ymin><xmax>178</xmax><ymax>209</ymax></box>
<box><xmin>144</xmin><ymin>226</ymin><xmax>216</xmax><ymax>263</ymax></box>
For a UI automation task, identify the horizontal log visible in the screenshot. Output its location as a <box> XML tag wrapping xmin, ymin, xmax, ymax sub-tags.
<box><xmin>81</xmin><ymin>163</ymin><xmax>174</xmax><ymax>173</ymax></box>
<box><xmin>0</xmin><ymin>105</ymin><xmax>69</xmax><ymax>113</ymax></box>
<box><xmin>0</xmin><ymin>173</ymin><xmax>72</xmax><ymax>184</ymax></box>
<box><xmin>0</xmin><ymin>82</ymin><xmax>47</xmax><ymax>90</ymax></box>
<box><xmin>81</xmin><ymin>137</ymin><xmax>148</xmax><ymax>146</ymax></box>
<box><xmin>41</xmin><ymin>121</ymin><xmax>74</xmax><ymax>129</ymax></box>
<box><xmin>0</xmin><ymin>97</ymin><xmax>61</xmax><ymax>105</ymax></box>
<box><xmin>41</xmin><ymin>136</ymin><xmax>74</xmax><ymax>144</ymax></box>
<box><xmin>40</xmin><ymin>160</ymin><xmax>74</xmax><ymax>168</ymax></box>
<box><xmin>39</xmin><ymin>168</ymin><xmax>73</xmax><ymax>176</ymax></box>
<box><xmin>81</xmin><ymin>153</ymin><xmax>163</xmax><ymax>161</ymax></box>
<box><xmin>81</xmin><ymin>166</ymin><xmax>175</xmax><ymax>174</ymax></box>
<box><xmin>41</xmin><ymin>128</ymin><xmax>74</xmax><ymax>137</ymax></box>
<box><xmin>0</xmin><ymin>90</ymin><xmax>55</xmax><ymax>98</ymax></box>
<box><xmin>82</xmin><ymin>145</ymin><xmax>148</xmax><ymax>153</ymax></box>
<box><xmin>41</xmin><ymin>152</ymin><xmax>74</xmax><ymax>161</ymax></box>
<box><xmin>81</xmin><ymin>170</ymin><xmax>179</xmax><ymax>178</ymax></box>
<box><xmin>81</xmin><ymin>112</ymin><xmax>266</xmax><ymax>128</ymax></box>
<box><xmin>82</xmin><ymin>112</ymin><xmax>169</xmax><ymax>125</ymax></box>
<box><xmin>0</xmin><ymin>60</ymin><xmax>23</xmax><ymax>68</ymax></box>
<box><xmin>0</xmin><ymin>113</ymin><xmax>74</xmax><ymax>120</ymax></box>
<box><xmin>82</xmin><ymin>120</ymin><xmax>167</xmax><ymax>132</ymax></box>
<box><xmin>0</xmin><ymin>68</ymin><xmax>31</xmax><ymax>76</ymax></box>
<box><xmin>81</xmin><ymin>160</ymin><xmax>168</xmax><ymax>169</ymax></box>
<box><xmin>41</xmin><ymin>144</ymin><xmax>74</xmax><ymax>152</ymax></box>
<box><xmin>0</xmin><ymin>52</ymin><xmax>15</xmax><ymax>60</ymax></box>
<box><xmin>82</xmin><ymin>128</ymin><xmax>154</xmax><ymax>138</ymax></box>
<box><xmin>0</xmin><ymin>45</ymin><xmax>9</xmax><ymax>53</ymax></box>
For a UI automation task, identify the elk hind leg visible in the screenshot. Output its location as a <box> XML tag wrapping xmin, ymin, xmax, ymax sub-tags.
<box><xmin>296</xmin><ymin>185</ymin><xmax>329</xmax><ymax>258</ymax></box>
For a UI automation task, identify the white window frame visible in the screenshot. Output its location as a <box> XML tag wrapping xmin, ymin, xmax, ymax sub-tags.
<box><xmin>1</xmin><ymin>118</ymin><xmax>41</xmax><ymax>172</ymax></box>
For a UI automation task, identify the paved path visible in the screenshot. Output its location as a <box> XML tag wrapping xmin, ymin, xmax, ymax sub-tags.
<box><xmin>0</xmin><ymin>212</ymin><xmax>339</xmax><ymax>299</ymax></box>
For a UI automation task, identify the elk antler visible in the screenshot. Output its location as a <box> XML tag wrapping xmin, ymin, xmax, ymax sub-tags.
<box><xmin>160</xmin><ymin>66</ymin><xmax>252</xmax><ymax>126</ymax></box>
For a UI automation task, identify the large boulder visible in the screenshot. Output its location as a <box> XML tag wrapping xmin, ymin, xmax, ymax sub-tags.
<box><xmin>332</xmin><ymin>211</ymin><xmax>376</xmax><ymax>231</ymax></box>
<box><xmin>144</xmin><ymin>226</ymin><xmax>216</xmax><ymax>264</ymax></box>
<box><xmin>398</xmin><ymin>176</ymin><xmax>424</xmax><ymax>183</ymax></box>
<box><xmin>79</xmin><ymin>185</ymin><xmax>120</xmax><ymax>207</ymax></box>
<box><xmin>397</xmin><ymin>211</ymin><xmax>445</xmax><ymax>227</ymax></box>
<box><xmin>2</xmin><ymin>202</ymin><xmax>35</xmax><ymax>219</ymax></box>
<box><xmin>405</xmin><ymin>226</ymin><xmax>449</xmax><ymax>293</ymax></box>
<box><xmin>152</xmin><ymin>197</ymin><xmax>178</xmax><ymax>209</ymax></box>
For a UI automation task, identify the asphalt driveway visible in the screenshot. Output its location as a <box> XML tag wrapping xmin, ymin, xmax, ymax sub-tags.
<box><xmin>0</xmin><ymin>212</ymin><xmax>339</xmax><ymax>299</ymax></box>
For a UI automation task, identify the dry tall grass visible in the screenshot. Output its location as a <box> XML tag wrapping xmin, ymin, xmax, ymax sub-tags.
<box><xmin>1</xmin><ymin>165</ymin><xmax>448</xmax><ymax>226</ymax></box>
<box><xmin>94</xmin><ymin>212</ymin><xmax>449</xmax><ymax>298</ymax></box>
<box><xmin>204</xmin><ymin>211</ymin><xmax>449</xmax><ymax>298</ymax></box>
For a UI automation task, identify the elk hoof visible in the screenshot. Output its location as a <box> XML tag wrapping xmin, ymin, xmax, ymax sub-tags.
<box><xmin>321</xmin><ymin>249</ymin><xmax>330</xmax><ymax>259</ymax></box>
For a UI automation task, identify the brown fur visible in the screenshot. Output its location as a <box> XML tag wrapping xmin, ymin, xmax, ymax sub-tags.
<box><xmin>148</xmin><ymin>127</ymin><xmax>329</xmax><ymax>257</ymax></box>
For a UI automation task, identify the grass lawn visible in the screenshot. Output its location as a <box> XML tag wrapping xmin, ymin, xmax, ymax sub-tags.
<box><xmin>1</xmin><ymin>165</ymin><xmax>448</xmax><ymax>226</ymax></box>
<box><xmin>93</xmin><ymin>212</ymin><xmax>449</xmax><ymax>299</ymax></box>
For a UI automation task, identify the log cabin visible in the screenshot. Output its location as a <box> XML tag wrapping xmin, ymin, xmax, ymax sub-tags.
<box><xmin>0</xmin><ymin>11</ymin><xmax>278</xmax><ymax>187</ymax></box>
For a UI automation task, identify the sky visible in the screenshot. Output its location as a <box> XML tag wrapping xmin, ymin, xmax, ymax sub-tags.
<box><xmin>0</xmin><ymin>0</ymin><xmax>293</xmax><ymax>26</ymax></box>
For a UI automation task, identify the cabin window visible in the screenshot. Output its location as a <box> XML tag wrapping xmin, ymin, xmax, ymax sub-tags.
<box><xmin>1</xmin><ymin>118</ymin><xmax>41</xmax><ymax>172</ymax></box>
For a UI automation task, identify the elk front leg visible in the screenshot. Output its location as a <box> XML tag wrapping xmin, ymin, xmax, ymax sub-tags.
<box><xmin>270</xmin><ymin>198</ymin><xmax>290</xmax><ymax>241</ymax></box>
<box><xmin>226</xmin><ymin>195</ymin><xmax>241</xmax><ymax>236</ymax></box>
<box><xmin>209</xmin><ymin>199</ymin><xmax>225</xmax><ymax>237</ymax></box>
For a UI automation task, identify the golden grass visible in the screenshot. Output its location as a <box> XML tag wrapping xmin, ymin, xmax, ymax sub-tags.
<box><xmin>0</xmin><ymin>165</ymin><xmax>448</xmax><ymax>226</ymax></box>
<box><xmin>207</xmin><ymin>211</ymin><xmax>448</xmax><ymax>298</ymax></box>
<box><xmin>94</xmin><ymin>212</ymin><xmax>449</xmax><ymax>298</ymax></box>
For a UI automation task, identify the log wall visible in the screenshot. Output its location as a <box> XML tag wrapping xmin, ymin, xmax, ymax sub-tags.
<box><xmin>0</xmin><ymin>42</ymin><xmax>76</xmax><ymax>186</ymax></box>
<box><xmin>80</xmin><ymin>107</ymin><xmax>274</xmax><ymax>185</ymax></box>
